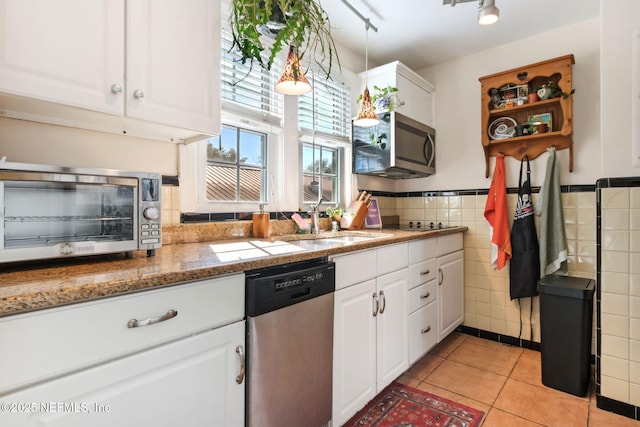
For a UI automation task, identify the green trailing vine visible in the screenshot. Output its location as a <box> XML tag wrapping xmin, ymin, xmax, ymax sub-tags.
<box><xmin>229</xmin><ymin>0</ymin><xmax>340</xmax><ymax>80</ymax></box>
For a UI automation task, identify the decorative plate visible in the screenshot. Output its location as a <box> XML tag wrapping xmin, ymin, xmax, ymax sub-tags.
<box><xmin>488</xmin><ymin>117</ymin><xmax>517</xmax><ymax>140</ymax></box>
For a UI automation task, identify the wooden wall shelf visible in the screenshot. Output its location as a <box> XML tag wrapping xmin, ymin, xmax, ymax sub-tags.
<box><xmin>479</xmin><ymin>55</ymin><xmax>575</xmax><ymax>177</ymax></box>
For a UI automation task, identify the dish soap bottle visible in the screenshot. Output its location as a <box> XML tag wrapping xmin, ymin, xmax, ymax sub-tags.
<box><xmin>252</xmin><ymin>204</ymin><xmax>270</xmax><ymax>238</ymax></box>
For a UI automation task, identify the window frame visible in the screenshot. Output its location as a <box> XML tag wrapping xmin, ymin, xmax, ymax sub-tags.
<box><xmin>205</xmin><ymin>124</ymin><xmax>269</xmax><ymax>203</ymax></box>
<box><xmin>300</xmin><ymin>140</ymin><xmax>340</xmax><ymax>205</ymax></box>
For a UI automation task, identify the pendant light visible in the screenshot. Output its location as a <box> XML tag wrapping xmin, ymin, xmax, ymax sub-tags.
<box><xmin>275</xmin><ymin>45</ymin><xmax>312</xmax><ymax>95</ymax></box>
<box><xmin>478</xmin><ymin>0</ymin><xmax>499</xmax><ymax>26</ymax></box>
<box><xmin>353</xmin><ymin>20</ymin><xmax>379</xmax><ymax>128</ymax></box>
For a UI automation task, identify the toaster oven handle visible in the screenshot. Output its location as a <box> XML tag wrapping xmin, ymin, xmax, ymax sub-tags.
<box><xmin>127</xmin><ymin>309</ymin><xmax>178</xmax><ymax>328</ymax></box>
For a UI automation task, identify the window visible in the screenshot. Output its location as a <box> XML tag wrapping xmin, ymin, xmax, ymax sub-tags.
<box><xmin>302</xmin><ymin>143</ymin><xmax>339</xmax><ymax>204</ymax></box>
<box><xmin>206</xmin><ymin>125</ymin><xmax>267</xmax><ymax>202</ymax></box>
<box><xmin>298</xmin><ymin>71</ymin><xmax>351</xmax><ymax>207</ymax></box>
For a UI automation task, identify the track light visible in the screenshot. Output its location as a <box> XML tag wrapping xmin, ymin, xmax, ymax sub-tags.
<box><xmin>478</xmin><ymin>0</ymin><xmax>499</xmax><ymax>26</ymax></box>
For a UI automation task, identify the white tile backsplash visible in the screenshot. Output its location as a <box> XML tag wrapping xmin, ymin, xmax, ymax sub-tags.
<box><xmin>602</xmin><ymin>209</ymin><xmax>631</xmax><ymax>230</ymax></box>
<box><xmin>602</xmin><ymin>355</ymin><xmax>630</xmax><ymax>380</ymax></box>
<box><xmin>602</xmin><ymin>188</ymin><xmax>630</xmax><ymax>209</ymax></box>
<box><xmin>602</xmin><ymin>250</ymin><xmax>630</xmax><ymax>274</ymax></box>
<box><xmin>601</xmin><ymin>333</ymin><xmax>630</xmax><ymax>359</ymax></box>
<box><xmin>602</xmin><ymin>313</ymin><xmax>630</xmax><ymax>338</ymax></box>
<box><xmin>601</xmin><ymin>375</ymin><xmax>630</xmax><ymax>403</ymax></box>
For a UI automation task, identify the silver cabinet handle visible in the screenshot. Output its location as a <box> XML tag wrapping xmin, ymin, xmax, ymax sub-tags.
<box><xmin>438</xmin><ymin>268</ymin><xmax>444</xmax><ymax>286</ymax></box>
<box><xmin>235</xmin><ymin>345</ymin><xmax>245</xmax><ymax>384</ymax></box>
<box><xmin>133</xmin><ymin>89</ymin><xmax>145</xmax><ymax>99</ymax></box>
<box><xmin>420</xmin><ymin>269</ymin><xmax>430</xmax><ymax>276</ymax></box>
<box><xmin>421</xmin><ymin>325</ymin><xmax>432</xmax><ymax>334</ymax></box>
<box><xmin>420</xmin><ymin>292</ymin><xmax>431</xmax><ymax>299</ymax></box>
<box><xmin>110</xmin><ymin>84</ymin><xmax>123</xmax><ymax>95</ymax></box>
<box><xmin>127</xmin><ymin>309</ymin><xmax>177</xmax><ymax>328</ymax></box>
<box><xmin>379</xmin><ymin>290</ymin><xmax>386</xmax><ymax>314</ymax></box>
<box><xmin>372</xmin><ymin>292</ymin><xmax>379</xmax><ymax>317</ymax></box>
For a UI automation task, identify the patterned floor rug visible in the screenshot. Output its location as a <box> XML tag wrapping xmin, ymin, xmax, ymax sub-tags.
<box><xmin>342</xmin><ymin>382</ymin><xmax>485</xmax><ymax>427</ymax></box>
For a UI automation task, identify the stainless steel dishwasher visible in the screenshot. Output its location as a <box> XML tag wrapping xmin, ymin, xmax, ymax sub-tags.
<box><xmin>245</xmin><ymin>257</ymin><xmax>335</xmax><ymax>427</ymax></box>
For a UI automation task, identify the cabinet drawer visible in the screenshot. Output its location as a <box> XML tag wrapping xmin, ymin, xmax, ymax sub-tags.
<box><xmin>0</xmin><ymin>273</ymin><xmax>245</xmax><ymax>393</ymax></box>
<box><xmin>408</xmin><ymin>258</ymin><xmax>436</xmax><ymax>289</ymax></box>
<box><xmin>407</xmin><ymin>281</ymin><xmax>437</xmax><ymax>313</ymax></box>
<box><xmin>408</xmin><ymin>302</ymin><xmax>438</xmax><ymax>364</ymax></box>
<box><xmin>437</xmin><ymin>233</ymin><xmax>463</xmax><ymax>257</ymax></box>
<box><xmin>376</xmin><ymin>243</ymin><xmax>408</xmax><ymax>276</ymax></box>
<box><xmin>333</xmin><ymin>249</ymin><xmax>377</xmax><ymax>290</ymax></box>
<box><xmin>408</xmin><ymin>238</ymin><xmax>436</xmax><ymax>264</ymax></box>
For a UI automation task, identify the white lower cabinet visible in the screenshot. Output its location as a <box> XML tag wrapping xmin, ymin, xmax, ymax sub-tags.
<box><xmin>0</xmin><ymin>274</ymin><xmax>246</xmax><ymax>427</ymax></box>
<box><xmin>332</xmin><ymin>244</ymin><xmax>408</xmax><ymax>426</ymax></box>
<box><xmin>0</xmin><ymin>321</ymin><xmax>245</xmax><ymax>427</ymax></box>
<box><xmin>436</xmin><ymin>233</ymin><xmax>465</xmax><ymax>342</ymax></box>
<box><xmin>438</xmin><ymin>249</ymin><xmax>464</xmax><ymax>341</ymax></box>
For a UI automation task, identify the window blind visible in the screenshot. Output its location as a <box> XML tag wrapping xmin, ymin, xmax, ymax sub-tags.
<box><xmin>298</xmin><ymin>71</ymin><xmax>351</xmax><ymax>140</ymax></box>
<box><xmin>220</xmin><ymin>30</ymin><xmax>283</xmax><ymax>117</ymax></box>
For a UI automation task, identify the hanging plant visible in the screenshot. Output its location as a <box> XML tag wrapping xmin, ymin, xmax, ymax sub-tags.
<box><xmin>229</xmin><ymin>0</ymin><xmax>341</xmax><ymax>80</ymax></box>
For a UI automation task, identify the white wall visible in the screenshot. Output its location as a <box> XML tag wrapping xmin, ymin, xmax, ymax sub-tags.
<box><xmin>601</xmin><ymin>0</ymin><xmax>640</xmax><ymax>178</ymax></box>
<box><xmin>396</xmin><ymin>18</ymin><xmax>602</xmax><ymax>191</ymax></box>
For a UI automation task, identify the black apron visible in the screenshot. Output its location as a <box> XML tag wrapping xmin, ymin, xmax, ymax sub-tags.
<box><xmin>509</xmin><ymin>157</ymin><xmax>540</xmax><ymax>299</ymax></box>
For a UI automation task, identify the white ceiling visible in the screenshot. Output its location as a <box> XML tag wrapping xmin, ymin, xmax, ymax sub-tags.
<box><xmin>320</xmin><ymin>0</ymin><xmax>600</xmax><ymax>71</ymax></box>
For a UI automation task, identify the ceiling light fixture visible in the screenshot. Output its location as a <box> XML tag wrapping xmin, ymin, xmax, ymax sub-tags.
<box><xmin>353</xmin><ymin>20</ymin><xmax>379</xmax><ymax>128</ymax></box>
<box><xmin>275</xmin><ymin>45</ymin><xmax>312</xmax><ymax>95</ymax></box>
<box><xmin>478</xmin><ymin>0</ymin><xmax>499</xmax><ymax>26</ymax></box>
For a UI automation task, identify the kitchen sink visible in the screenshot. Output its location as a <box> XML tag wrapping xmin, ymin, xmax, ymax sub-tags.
<box><xmin>274</xmin><ymin>231</ymin><xmax>393</xmax><ymax>245</ymax></box>
<box><xmin>312</xmin><ymin>235</ymin><xmax>376</xmax><ymax>243</ymax></box>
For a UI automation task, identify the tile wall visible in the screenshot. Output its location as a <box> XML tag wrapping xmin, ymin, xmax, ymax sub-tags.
<box><xmin>161</xmin><ymin>185</ymin><xmax>181</xmax><ymax>226</ymax></box>
<box><xmin>598</xmin><ymin>184</ymin><xmax>640</xmax><ymax>409</ymax></box>
<box><xmin>376</xmin><ymin>189</ymin><xmax>597</xmax><ymax>344</ymax></box>
<box><xmin>160</xmin><ymin>181</ymin><xmax>598</xmax><ymax>348</ymax></box>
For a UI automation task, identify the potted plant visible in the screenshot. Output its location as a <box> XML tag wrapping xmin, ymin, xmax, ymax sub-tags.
<box><xmin>357</xmin><ymin>85</ymin><xmax>403</xmax><ymax>112</ymax></box>
<box><xmin>326</xmin><ymin>205</ymin><xmax>345</xmax><ymax>222</ymax></box>
<box><xmin>229</xmin><ymin>0</ymin><xmax>340</xmax><ymax>81</ymax></box>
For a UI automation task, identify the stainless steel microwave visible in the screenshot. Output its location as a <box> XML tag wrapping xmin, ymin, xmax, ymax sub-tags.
<box><xmin>0</xmin><ymin>162</ymin><xmax>162</xmax><ymax>264</ymax></box>
<box><xmin>353</xmin><ymin>112</ymin><xmax>436</xmax><ymax>178</ymax></box>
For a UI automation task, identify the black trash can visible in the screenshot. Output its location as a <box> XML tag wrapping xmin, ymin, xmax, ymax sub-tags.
<box><xmin>538</xmin><ymin>274</ymin><xmax>595</xmax><ymax>397</ymax></box>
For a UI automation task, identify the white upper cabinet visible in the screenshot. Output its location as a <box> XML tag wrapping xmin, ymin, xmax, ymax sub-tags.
<box><xmin>0</xmin><ymin>0</ymin><xmax>220</xmax><ymax>141</ymax></box>
<box><xmin>0</xmin><ymin>0</ymin><xmax>124</xmax><ymax>114</ymax></box>
<box><xmin>358</xmin><ymin>60</ymin><xmax>435</xmax><ymax>127</ymax></box>
<box><xmin>126</xmin><ymin>0</ymin><xmax>219</xmax><ymax>134</ymax></box>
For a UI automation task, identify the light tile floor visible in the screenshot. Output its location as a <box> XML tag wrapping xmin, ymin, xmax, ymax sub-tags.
<box><xmin>397</xmin><ymin>332</ymin><xmax>640</xmax><ymax>427</ymax></box>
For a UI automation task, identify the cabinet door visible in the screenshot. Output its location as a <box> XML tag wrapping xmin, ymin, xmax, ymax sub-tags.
<box><xmin>396</xmin><ymin>73</ymin><xmax>433</xmax><ymax>126</ymax></box>
<box><xmin>0</xmin><ymin>0</ymin><xmax>124</xmax><ymax>114</ymax></box>
<box><xmin>438</xmin><ymin>250</ymin><xmax>464</xmax><ymax>341</ymax></box>
<box><xmin>127</xmin><ymin>0</ymin><xmax>220</xmax><ymax>133</ymax></box>
<box><xmin>376</xmin><ymin>268</ymin><xmax>409</xmax><ymax>391</ymax></box>
<box><xmin>333</xmin><ymin>279</ymin><xmax>377</xmax><ymax>427</ymax></box>
<box><xmin>0</xmin><ymin>321</ymin><xmax>246</xmax><ymax>427</ymax></box>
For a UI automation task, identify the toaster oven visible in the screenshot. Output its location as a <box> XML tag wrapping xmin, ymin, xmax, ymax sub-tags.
<box><xmin>0</xmin><ymin>161</ymin><xmax>161</xmax><ymax>264</ymax></box>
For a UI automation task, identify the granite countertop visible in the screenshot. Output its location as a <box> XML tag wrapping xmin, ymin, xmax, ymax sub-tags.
<box><xmin>0</xmin><ymin>227</ymin><xmax>466</xmax><ymax>318</ymax></box>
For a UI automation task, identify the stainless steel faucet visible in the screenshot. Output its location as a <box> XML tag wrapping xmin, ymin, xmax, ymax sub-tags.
<box><xmin>309</xmin><ymin>196</ymin><xmax>325</xmax><ymax>234</ymax></box>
